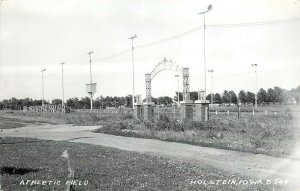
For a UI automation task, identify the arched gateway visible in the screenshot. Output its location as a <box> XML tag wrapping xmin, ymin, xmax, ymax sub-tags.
<box><xmin>145</xmin><ymin>57</ymin><xmax>190</xmax><ymax>103</ymax></box>
<box><xmin>134</xmin><ymin>57</ymin><xmax>210</xmax><ymax>122</ymax></box>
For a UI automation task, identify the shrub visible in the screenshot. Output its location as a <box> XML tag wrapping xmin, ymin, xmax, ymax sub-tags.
<box><xmin>122</xmin><ymin>113</ymin><xmax>134</xmax><ymax>120</ymax></box>
<box><xmin>180</xmin><ymin>120</ymin><xmax>212</xmax><ymax>131</ymax></box>
<box><xmin>158</xmin><ymin>114</ymin><xmax>170</xmax><ymax>122</ymax></box>
<box><xmin>102</xmin><ymin>120</ymin><xmax>133</xmax><ymax>131</ymax></box>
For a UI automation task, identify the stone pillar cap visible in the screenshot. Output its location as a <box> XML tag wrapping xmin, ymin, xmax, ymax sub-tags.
<box><xmin>143</xmin><ymin>102</ymin><xmax>154</xmax><ymax>105</ymax></box>
<box><xmin>180</xmin><ymin>100</ymin><xmax>194</xmax><ymax>104</ymax></box>
<box><xmin>195</xmin><ymin>100</ymin><xmax>210</xmax><ymax>104</ymax></box>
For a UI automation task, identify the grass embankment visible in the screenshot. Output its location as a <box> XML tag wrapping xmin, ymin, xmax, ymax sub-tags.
<box><xmin>94</xmin><ymin>114</ymin><xmax>299</xmax><ymax>157</ymax></box>
<box><xmin>0</xmin><ymin>137</ymin><xmax>286</xmax><ymax>191</ymax></box>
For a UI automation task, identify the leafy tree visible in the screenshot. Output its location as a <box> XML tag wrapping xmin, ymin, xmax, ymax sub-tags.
<box><xmin>257</xmin><ymin>88</ymin><xmax>267</xmax><ymax>104</ymax></box>
<box><xmin>143</xmin><ymin>96</ymin><xmax>158</xmax><ymax>104</ymax></box>
<box><xmin>229</xmin><ymin>91</ymin><xmax>238</xmax><ymax>104</ymax></box>
<box><xmin>267</xmin><ymin>88</ymin><xmax>276</xmax><ymax>103</ymax></box>
<box><xmin>246</xmin><ymin>91</ymin><xmax>255</xmax><ymax>105</ymax></box>
<box><xmin>79</xmin><ymin>97</ymin><xmax>91</xmax><ymax>109</ymax></box>
<box><xmin>206</xmin><ymin>93</ymin><xmax>213</xmax><ymax>103</ymax></box>
<box><xmin>52</xmin><ymin>99</ymin><xmax>62</xmax><ymax>105</ymax></box>
<box><xmin>157</xmin><ymin>96</ymin><xmax>173</xmax><ymax>105</ymax></box>
<box><xmin>125</xmin><ymin>95</ymin><xmax>133</xmax><ymax>108</ymax></box>
<box><xmin>21</xmin><ymin>98</ymin><xmax>33</xmax><ymax>107</ymax></box>
<box><xmin>214</xmin><ymin>93</ymin><xmax>222</xmax><ymax>104</ymax></box>
<box><xmin>66</xmin><ymin>97</ymin><xmax>81</xmax><ymax>109</ymax></box>
<box><xmin>222</xmin><ymin>90</ymin><xmax>231</xmax><ymax>104</ymax></box>
<box><xmin>9</xmin><ymin>97</ymin><xmax>22</xmax><ymax>110</ymax></box>
<box><xmin>1</xmin><ymin>99</ymin><xmax>9</xmax><ymax>109</ymax></box>
<box><xmin>238</xmin><ymin>90</ymin><xmax>247</xmax><ymax>105</ymax></box>
<box><xmin>274</xmin><ymin>86</ymin><xmax>283</xmax><ymax>103</ymax></box>
<box><xmin>32</xmin><ymin>99</ymin><xmax>49</xmax><ymax>106</ymax></box>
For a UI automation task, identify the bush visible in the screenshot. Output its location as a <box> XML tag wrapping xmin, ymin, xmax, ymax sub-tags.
<box><xmin>183</xmin><ymin>120</ymin><xmax>212</xmax><ymax>131</ymax></box>
<box><xmin>122</xmin><ymin>113</ymin><xmax>134</xmax><ymax>120</ymax></box>
<box><xmin>158</xmin><ymin>114</ymin><xmax>170</xmax><ymax>122</ymax></box>
<box><xmin>102</xmin><ymin>120</ymin><xmax>133</xmax><ymax>131</ymax></box>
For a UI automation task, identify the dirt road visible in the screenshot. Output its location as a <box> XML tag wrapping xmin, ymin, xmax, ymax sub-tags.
<box><xmin>1</xmin><ymin>123</ymin><xmax>300</xmax><ymax>190</ymax></box>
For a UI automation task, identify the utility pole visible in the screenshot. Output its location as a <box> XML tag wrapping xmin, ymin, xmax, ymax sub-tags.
<box><xmin>41</xmin><ymin>69</ymin><xmax>46</xmax><ymax>113</ymax></box>
<box><xmin>198</xmin><ymin>4</ymin><xmax>212</xmax><ymax>98</ymax></box>
<box><xmin>129</xmin><ymin>34</ymin><xmax>137</xmax><ymax>109</ymax></box>
<box><xmin>251</xmin><ymin>64</ymin><xmax>258</xmax><ymax>107</ymax></box>
<box><xmin>61</xmin><ymin>62</ymin><xmax>65</xmax><ymax>107</ymax></box>
<box><xmin>208</xmin><ymin>69</ymin><xmax>214</xmax><ymax>105</ymax></box>
<box><xmin>174</xmin><ymin>74</ymin><xmax>180</xmax><ymax>106</ymax></box>
<box><xmin>88</xmin><ymin>51</ymin><xmax>94</xmax><ymax>110</ymax></box>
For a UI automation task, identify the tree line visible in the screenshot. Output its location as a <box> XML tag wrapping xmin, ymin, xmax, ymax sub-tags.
<box><xmin>0</xmin><ymin>95</ymin><xmax>175</xmax><ymax>110</ymax></box>
<box><xmin>174</xmin><ymin>86</ymin><xmax>299</xmax><ymax>106</ymax></box>
<box><xmin>1</xmin><ymin>86</ymin><xmax>299</xmax><ymax>110</ymax></box>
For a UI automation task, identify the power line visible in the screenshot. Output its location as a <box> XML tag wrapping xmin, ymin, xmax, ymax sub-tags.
<box><xmin>92</xmin><ymin>17</ymin><xmax>300</xmax><ymax>63</ymax></box>
<box><xmin>209</xmin><ymin>17</ymin><xmax>300</xmax><ymax>28</ymax></box>
<box><xmin>44</xmin><ymin>17</ymin><xmax>300</xmax><ymax>75</ymax></box>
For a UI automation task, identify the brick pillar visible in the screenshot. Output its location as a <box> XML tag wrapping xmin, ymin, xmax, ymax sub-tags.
<box><xmin>143</xmin><ymin>102</ymin><xmax>154</xmax><ymax>121</ymax></box>
<box><xmin>194</xmin><ymin>100</ymin><xmax>210</xmax><ymax>121</ymax></box>
<box><xmin>134</xmin><ymin>103</ymin><xmax>143</xmax><ymax>119</ymax></box>
<box><xmin>180</xmin><ymin>100</ymin><xmax>194</xmax><ymax>120</ymax></box>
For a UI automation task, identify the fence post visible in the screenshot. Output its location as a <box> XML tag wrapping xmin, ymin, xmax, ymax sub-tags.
<box><xmin>252</xmin><ymin>110</ymin><xmax>254</xmax><ymax>115</ymax></box>
<box><xmin>173</xmin><ymin>106</ymin><xmax>176</xmax><ymax>118</ymax></box>
<box><xmin>265</xmin><ymin>111</ymin><xmax>267</xmax><ymax>115</ymax></box>
<box><xmin>227</xmin><ymin>110</ymin><xmax>229</xmax><ymax>116</ymax></box>
<box><xmin>215</xmin><ymin>110</ymin><xmax>218</xmax><ymax>115</ymax></box>
<box><xmin>158</xmin><ymin>107</ymin><xmax>160</xmax><ymax>120</ymax></box>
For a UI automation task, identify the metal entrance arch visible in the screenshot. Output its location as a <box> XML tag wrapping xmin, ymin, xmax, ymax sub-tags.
<box><xmin>144</xmin><ymin>57</ymin><xmax>190</xmax><ymax>103</ymax></box>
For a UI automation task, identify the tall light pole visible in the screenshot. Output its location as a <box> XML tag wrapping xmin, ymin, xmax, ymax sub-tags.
<box><xmin>251</xmin><ymin>64</ymin><xmax>258</xmax><ymax>107</ymax></box>
<box><xmin>41</xmin><ymin>69</ymin><xmax>46</xmax><ymax>107</ymax></box>
<box><xmin>129</xmin><ymin>34</ymin><xmax>137</xmax><ymax>109</ymax></box>
<box><xmin>198</xmin><ymin>4</ymin><xmax>212</xmax><ymax>98</ymax></box>
<box><xmin>88</xmin><ymin>51</ymin><xmax>93</xmax><ymax>110</ymax></box>
<box><xmin>174</xmin><ymin>74</ymin><xmax>180</xmax><ymax>106</ymax></box>
<box><xmin>61</xmin><ymin>62</ymin><xmax>65</xmax><ymax>107</ymax></box>
<box><xmin>208</xmin><ymin>69</ymin><xmax>214</xmax><ymax>105</ymax></box>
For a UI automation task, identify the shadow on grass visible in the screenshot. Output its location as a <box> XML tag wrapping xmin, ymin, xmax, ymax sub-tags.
<box><xmin>0</xmin><ymin>166</ymin><xmax>39</xmax><ymax>175</ymax></box>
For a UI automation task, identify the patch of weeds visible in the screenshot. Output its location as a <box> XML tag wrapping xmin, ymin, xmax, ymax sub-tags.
<box><xmin>101</xmin><ymin>120</ymin><xmax>133</xmax><ymax>131</ymax></box>
<box><xmin>250</xmin><ymin>136</ymin><xmax>266</xmax><ymax>149</ymax></box>
<box><xmin>122</xmin><ymin>113</ymin><xmax>133</xmax><ymax>120</ymax></box>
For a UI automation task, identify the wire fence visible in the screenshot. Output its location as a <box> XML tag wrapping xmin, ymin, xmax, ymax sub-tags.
<box><xmin>2</xmin><ymin>105</ymin><xmax>299</xmax><ymax>121</ymax></box>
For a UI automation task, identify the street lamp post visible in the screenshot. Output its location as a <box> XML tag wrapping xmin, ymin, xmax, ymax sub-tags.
<box><xmin>198</xmin><ymin>4</ymin><xmax>212</xmax><ymax>98</ymax></box>
<box><xmin>61</xmin><ymin>62</ymin><xmax>65</xmax><ymax>108</ymax></box>
<box><xmin>208</xmin><ymin>69</ymin><xmax>214</xmax><ymax>105</ymax></box>
<box><xmin>174</xmin><ymin>74</ymin><xmax>180</xmax><ymax>106</ymax></box>
<box><xmin>41</xmin><ymin>69</ymin><xmax>46</xmax><ymax>111</ymax></box>
<box><xmin>129</xmin><ymin>34</ymin><xmax>137</xmax><ymax>109</ymax></box>
<box><xmin>88</xmin><ymin>51</ymin><xmax>93</xmax><ymax>110</ymax></box>
<box><xmin>251</xmin><ymin>64</ymin><xmax>258</xmax><ymax>107</ymax></box>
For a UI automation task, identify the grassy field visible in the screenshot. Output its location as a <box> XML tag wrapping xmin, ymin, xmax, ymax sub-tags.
<box><xmin>1</xmin><ymin>109</ymin><xmax>299</xmax><ymax>157</ymax></box>
<box><xmin>0</xmin><ymin>137</ymin><xmax>287</xmax><ymax>191</ymax></box>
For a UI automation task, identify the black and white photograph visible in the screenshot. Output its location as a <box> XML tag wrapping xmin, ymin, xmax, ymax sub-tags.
<box><xmin>0</xmin><ymin>0</ymin><xmax>300</xmax><ymax>190</ymax></box>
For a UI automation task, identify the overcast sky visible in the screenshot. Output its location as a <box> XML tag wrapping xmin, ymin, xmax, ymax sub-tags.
<box><xmin>0</xmin><ymin>0</ymin><xmax>300</xmax><ymax>101</ymax></box>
